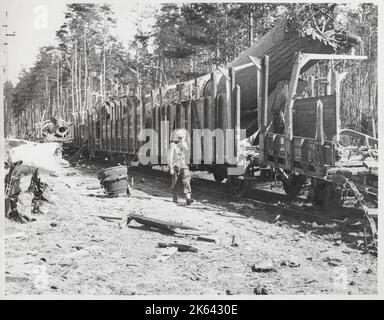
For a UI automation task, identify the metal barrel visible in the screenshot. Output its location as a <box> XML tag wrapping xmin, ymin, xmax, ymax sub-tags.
<box><xmin>98</xmin><ymin>165</ymin><xmax>129</xmax><ymax>196</ymax></box>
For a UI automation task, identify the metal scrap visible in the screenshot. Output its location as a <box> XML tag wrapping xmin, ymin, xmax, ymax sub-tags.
<box><xmin>124</xmin><ymin>213</ymin><xmax>198</xmax><ymax>233</ymax></box>
<box><xmin>158</xmin><ymin>242</ymin><xmax>198</xmax><ymax>253</ymax></box>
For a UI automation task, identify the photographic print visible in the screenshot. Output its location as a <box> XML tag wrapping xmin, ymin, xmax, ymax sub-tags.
<box><xmin>1</xmin><ymin>1</ymin><xmax>379</xmax><ymax>298</ymax></box>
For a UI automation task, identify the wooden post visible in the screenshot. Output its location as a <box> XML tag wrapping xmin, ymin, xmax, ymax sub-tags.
<box><xmin>315</xmin><ymin>100</ymin><xmax>324</xmax><ymax>168</ymax></box>
<box><xmin>284</xmin><ymin>52</ymin><xmax>305</xmax><ymax>170</ymax></box>
<box><xmin>326</xmin><ymin>60</ymin><xmax>332</xmax><ymax>95</ymax></box>
<box><xmin>333</xmin><ymin>71</ymin><xmax>347</xmax><ymax>143</ymax></box>
<box><xmin>229</xmin><ymin>67</ymin><xmax>236</xmax><ymax>156</ymax></box>
<box><xmin>235</xmin><ymin>85</ymin><xmax>241</xmax><ymax>158</ymax></box>
<box><xmin>262</xmin><ymin>55</ymin><xmax>269</xmax><ymax>129</ymax></box>
<box><xmin>315</xmin><ymin>100</ymin><xmax>324</xmax><ymax>144</ymax></box>
<box><xmin>258</xmin><ymin>55</ymin><xmax>269</xmax><ymax>162</ymax></box>
<box><xmin>226</xmin><ymin>69</ymin><xmax>232</xmax><ymax>129</ymax></box>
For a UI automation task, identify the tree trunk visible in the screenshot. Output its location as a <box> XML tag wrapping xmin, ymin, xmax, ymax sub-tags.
<box><xmin>56</xmin><ymin>56</ymin><xmax>60</xmax><ymax>118</ymax></box>
<box><xmin>78</xmin><ymin>49</ymin><xmax>82</xmax><ymax>114</ymax></box>
<box><xmin>74</xmin><ymin>42</ymin><xmax>78</xmax><ymax>113</ymax></box>
<box><xmin>84</xmin><ymin>27</ymin><xmax>88</xmax><ymax>111</ymax></box>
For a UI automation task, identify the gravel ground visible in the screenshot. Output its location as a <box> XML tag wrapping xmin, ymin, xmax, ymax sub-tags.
<box><xmin>5</xmin><ymin>161</ymin><xmax>377</xmax><ymax>296</ymax></box>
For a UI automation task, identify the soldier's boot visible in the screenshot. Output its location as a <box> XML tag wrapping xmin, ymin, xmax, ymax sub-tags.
<box><xmin>186</xmin><ymin>193</ymin><xmax>194</xmax><ymax>205</ymax></box>
<box><xmin>173</xmin><ymin>194</ymin><xmax>178</xmax><ymax>203</ymax></box>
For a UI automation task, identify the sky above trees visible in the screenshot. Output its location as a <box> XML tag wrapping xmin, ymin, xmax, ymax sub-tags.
<box><xmin>3</xmin><ymin>0</ymin><xmax>158</xmax><ymax>84</ymax></box>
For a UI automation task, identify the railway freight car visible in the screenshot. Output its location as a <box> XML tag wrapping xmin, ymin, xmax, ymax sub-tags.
<box><xmin>70</xmin><ymin>21</ymin><xmax>377</xmax><ymax>248</ymax></box>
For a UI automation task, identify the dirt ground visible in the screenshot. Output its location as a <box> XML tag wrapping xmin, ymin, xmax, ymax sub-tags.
<box><xmin>5</xmin><ymin>160</ymin><xmax>377</xmax><ymax>296</ymax></box>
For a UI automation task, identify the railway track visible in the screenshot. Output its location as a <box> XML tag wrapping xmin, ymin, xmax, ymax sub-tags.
<box><xmin>129</xmin><ymin>166</ymin><xmax>368</xmax><ymax>227</ymax></box>
<box><xmin>70</xmin><ymin>156</ymin><xmax>376</xmax><ymax>254</ymax></box>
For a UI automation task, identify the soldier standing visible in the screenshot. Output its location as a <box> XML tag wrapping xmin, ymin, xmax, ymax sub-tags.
<box><xmin>168</xmin><ymin>129</ymin><xmax>193</xmax><ymax>205</ymax></box>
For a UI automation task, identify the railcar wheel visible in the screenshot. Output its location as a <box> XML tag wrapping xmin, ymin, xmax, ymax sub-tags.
<box><xmin>309</xmin><ymin>179</ymin><xmax>344</xmax><ymax>215</ymax></box>
<box><xmin>282</xmin><ymin>173</ymin><xmax>306</xmax><ymax>200</ymax></box>
<box><xmin>322</xmin><ymin>182</ymin><xmax>344</xmax><ymax>210</ymax></box>
<box><xmin>213</xmin><ymin>172</ymin><xmax>226</xmax><ymax>183</ymax></box>
<box><xmin>227</xmin><ymin>176</ymin><xmax>250</xmax><ymax>198</ymax></box>
<box><xmin>211</xmin><ymin>167</ymin><xmax>227</xmax><ymax>183</ymax></box>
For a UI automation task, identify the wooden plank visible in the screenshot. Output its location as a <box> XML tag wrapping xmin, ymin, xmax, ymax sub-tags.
<box><xmin>293</xmin><ymin>95</ymin><xmax>336</xmax><ymax>139</ymax></box>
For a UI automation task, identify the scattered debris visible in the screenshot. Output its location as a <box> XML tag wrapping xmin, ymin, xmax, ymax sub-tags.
<box><xmin>4</xmin><ymin>160</ymin><xmax>30</xmax><ymax>223</ymax></box>
<box><xmin>280</xmin><ymin>260</ymin><xmax>300</xmax><ymax>268</ymax></box>
<box><xmin>28</xmin><ymin>169</ymin><xmax>53</xmax><ymax>214</ymax></box>
<box><xmin>231</xmin><ymin>235</ymin><xmax>239</xmax><ymax>247</ymax></box>
<box><xmin>5</xmin><ymin>232</ymin><xmax>26</xmax><ymax>240</ymax></box>
<box><xmin>196</xmin><ymin>236</ymin><xmax>217</xmax><ymax>243</ymax></box>
<box><xmin>39</xmin><ymin>117</ymin><xmax>72</xmax><ymax>142</ymax></box>
<box><xmin>304</xmin><ymin>279</ymin><xmax>317</xmax><ymax>284</ymax></box>
<box><xmin>202</xmin><ymin>253</ymin><xmax>237</xmax><ymax>265</ymax></box>
<box><xmin>60</xmin><ymin>268</ymin><xmax>73</xmax><ymax>279</ymax></box>
<box><xmin>68</xmin><ymin>145</ymin><xmax>87</xmax><ymax>164</ymax></box>
<box><xmin>98</xmin><ymin>166</ymin><xmax>130</xmax><ymax>196</ymax></box>
<box><xmin>158</xmin><ymin>242</ymin><xmax>198</xmax><ymax>253</ymax></box>
<box><xmin>251</xmin><ymin>261</ymin><xmax>276</xmax><ymax>273</ymax></box>
<box><xmin>96</xmin><ymin>215</ymin><xmax>122</xmax><ymax>221</ymax></box>
<box><xmin>124</xmin><ymin>213</ymin><xmax>197</xmax><ymax>234</ymax></box>
<box><xmin>66</xmin><ymin>172</ymin><xmax>77</xmax><ymax>176</ymax></box>
<box><xmin>50</xmin><ymin>222</ymin><xmax>58</xmax><ymax>227</ymax></box>
<box><xmin>189</xmin><ymin>271</ymin><xmax>200</xmax><ymax>281</ymax></box>
<box><xmin>253</xmin><ymin>284</ymin><xmax>269</xmax><ymax>295</ymax></box>
<box><xmin>323</xmin><ymin>257</ymin><xmax>342</xmax><ymax>267</ymax></box>
<box><xmin>125</xmin><ymin>263</ymin><xmax>140</xmax><ymax>267</ymax></box>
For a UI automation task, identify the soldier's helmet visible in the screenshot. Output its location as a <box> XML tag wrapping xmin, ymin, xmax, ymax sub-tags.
<box><xmin>171</xmin><ymin>129</ymin><xmax>187</xmax><ymax>142</ymax></box>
